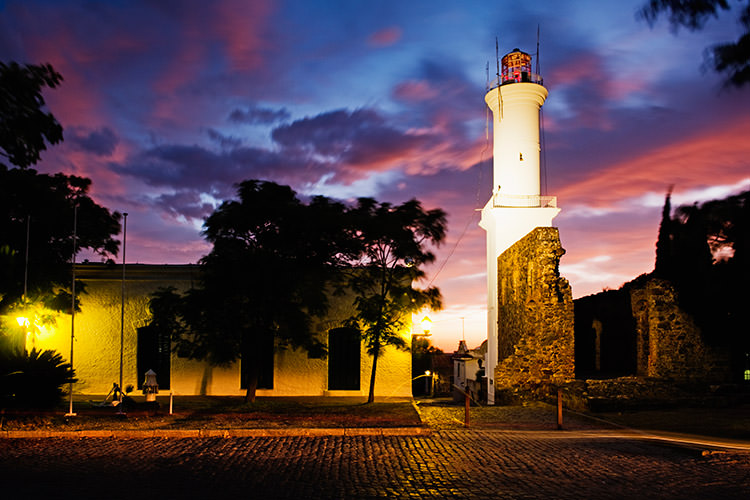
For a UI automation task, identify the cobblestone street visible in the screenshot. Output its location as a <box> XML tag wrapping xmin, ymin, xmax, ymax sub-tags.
<box><xmin>2</xmin><ymin>429</ymin><xmax>749</xmax><ymax>499</ymax></box>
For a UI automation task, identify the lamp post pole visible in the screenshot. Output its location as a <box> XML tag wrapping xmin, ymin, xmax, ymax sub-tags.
<box><xmin>66</xmin><ymin>205</ymin><xmax>77</xmax><ymax>417</ymax></box>
<box><xmin>119</xmin><ymin>212</ymin><xmax>128</xmax><ymax>398</ymax></box>
<box><xmin>23</xmin><ymin>215</ymin><xmax>30</xmax><ymax>298</ymax></box>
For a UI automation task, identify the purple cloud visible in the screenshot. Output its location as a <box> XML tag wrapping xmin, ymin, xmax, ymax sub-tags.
<box><xmin>228</xmin><ymin>105</ymin><xmax>291</xmax><ymax>125</ymax></box>
<box><xmin>68</xmin><ymin>126</ymin><xmax>119</xmax><ymax>156</ymax></box>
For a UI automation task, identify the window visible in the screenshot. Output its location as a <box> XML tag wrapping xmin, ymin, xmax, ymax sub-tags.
<box><xmin>328</xmin><ymin>327</ymin><xmax>361</xmax><ymax>390</ymax></box>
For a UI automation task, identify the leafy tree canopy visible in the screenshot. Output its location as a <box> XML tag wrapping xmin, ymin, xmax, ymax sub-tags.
<box><xmin>146</xmin><ymin>182</ymin><xmax>447</xmax><ymax>403</ymax></box>
<box><xmin>160</xmin><ymin>180</ymin><xmax>351</xmax><ymax>401</ymax></box>
<box><xmin>0</xmin><ymin>61</ymin><xmax>120</xmax><ymax>316</ymax></box>
<box><xmin>0</xmin><ymin>165</ymin><xmax>122</xmax><ymax>314</ymax></box>
<box><xmin>344</xmin><ymin>198</ymin><xmax>446</xmax><ymax>402</ymax></box>
<box><xmin>653</xmin><ymin>189</ymin><xmax>749</xmax><ymax>377</ymax></box>
<box><xmin>0</xmin><ymin>62</ymin><xmax>64</xmax><ymax>168</ymax></box>
<box><xmin>639</xmin><ymin>0</ymin><xmax>750</xmax><ymax>87</ymax></box>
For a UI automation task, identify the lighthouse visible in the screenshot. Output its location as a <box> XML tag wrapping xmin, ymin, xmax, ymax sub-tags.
<box><xmin>479</xmin><ymin>48</ymin><xmax>560</xmax><ymax>405</ymax></box>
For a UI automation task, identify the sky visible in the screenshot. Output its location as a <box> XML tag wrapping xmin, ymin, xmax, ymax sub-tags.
<box><xmin>2</xmin><ymin>0</ymin><xmax>749</xmax><ymax>351</ymax></box>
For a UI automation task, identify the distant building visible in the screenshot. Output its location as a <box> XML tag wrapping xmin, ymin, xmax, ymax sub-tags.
<box><xmin>452</xmin><ymin>340</ymin><xmax>486</xmax><ymax>403</ymax></box>
<box><xmin>4</xmin><ymin>263</ymin><xmax>412</xmax><ymax>398</ymax></box>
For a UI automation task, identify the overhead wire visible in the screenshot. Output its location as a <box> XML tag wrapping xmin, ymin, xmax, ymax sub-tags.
<box><xmin>428</xmin><ymin>90</ymin><xmax>493</xmax><ymax>288</ymax></box>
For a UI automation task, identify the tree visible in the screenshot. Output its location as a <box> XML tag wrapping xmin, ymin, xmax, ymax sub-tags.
<box><xmin>639</xmin><ymin>0</ymin><xmax>750</xmax><ymax>87</ymax></box>
<box><xmin>166</xmin><ymin>180</ymin><xmax>350</xmax><ymax>402</ymax></box>
<box><xmin>0</xmin><ymin>61</ymin><xmax>121</xmax><ymax>317</ymax></box>
<box><xmin>344</xmin><ymin>198</ymin><xmax>446</xmax><ymax>403</ymax></box>
<box><xmin>654</xmin><ymin>186</ymin><xmax>674</xmax><ymax>278</ymax></box>
<box><xmin>653</xmin><ymin>189</ymin><xmax>750</xmax><ymax>379</ymax></box>
<box><xmin>0</xmin><ymin>165</ymin><xmax>122</xmax><ymax>315</ymax></box>
<box><xmin>0</xmin><ymin>62</ymin><xmax>64</xmax><ymax>168</ymax></box>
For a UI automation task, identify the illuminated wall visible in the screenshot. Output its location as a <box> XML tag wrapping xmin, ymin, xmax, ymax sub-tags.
<box><xmin>494</xmin><ymin>227</ymin><xmax>575</xmax><ymax>392</ymax></box>
<box><xmin>23</xmin><ymin>263</ymin><xmax>411</xmax><ymax>397</ymax></box>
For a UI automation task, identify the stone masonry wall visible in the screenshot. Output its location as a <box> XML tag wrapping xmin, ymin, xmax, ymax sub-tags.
<box><xmin>495</xmin><ymin>227</ymin><xmax>575</xmax><ymax>391</ymax></box>
<box><xmin>630</xmin><ymin>277</ymin><xmax>730</xmax><ymax>382</ymax></box>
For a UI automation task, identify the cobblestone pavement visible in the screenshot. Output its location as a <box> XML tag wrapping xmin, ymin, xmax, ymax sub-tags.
<box><xmin>2</xmin><ymin>430</ymin><xmax>749</xmax><ymax>499</ymax></box>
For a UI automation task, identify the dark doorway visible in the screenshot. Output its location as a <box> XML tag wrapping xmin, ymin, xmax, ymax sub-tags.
<box><xmin>136</xmin><ymin>324</ymin><xmax>171</xmax><ymax>390</ymax></box>
<box><xmin>328</xmin><ymin>327</ymin><xmax>361</xmax><ymax>390</ymax></box>
<box><xmin>241</xmin><ymin>335</ymin><xmax>274</xmax><ymax>390</ymax></box>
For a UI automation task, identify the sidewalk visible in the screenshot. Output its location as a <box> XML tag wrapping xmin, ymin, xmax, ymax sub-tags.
<box><xmin>3</xmin><ymin>396</ymin><xmax>749</xmax><ymax>452</ymax></box>
<box><xmin>414</xmin><ymin>398</ymin><xmax>750</xmax><ymax>452</ymax></box>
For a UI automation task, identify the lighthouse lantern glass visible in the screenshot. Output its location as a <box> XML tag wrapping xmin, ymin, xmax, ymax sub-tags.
<box><xmin>501</xmin><ymin>50</ymin><xmax>532</xmax><ymax>84</ymax></box>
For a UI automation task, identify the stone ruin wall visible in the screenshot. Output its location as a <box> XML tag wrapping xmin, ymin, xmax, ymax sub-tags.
<box><xmin>630</xmin><ymin>278</ymin><xmax>730</xmax><ymax>382</ymax></box>
<box><xmin>494</xmin><ymin>227</ymin><xmax>575</xmax><ymax>392</ymax></box>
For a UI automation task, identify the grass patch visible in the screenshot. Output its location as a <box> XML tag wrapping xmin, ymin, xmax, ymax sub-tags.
<box><xmin>1</xmin><ymin>396</ymin><xmax>422</xmax><ymax>431</ymax></box>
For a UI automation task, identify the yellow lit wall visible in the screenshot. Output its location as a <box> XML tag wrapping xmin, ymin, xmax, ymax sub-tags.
<box><xmin>27</xmin><ymin>263</ymin><xmax>412</xmax><ymax>398</ymax></box>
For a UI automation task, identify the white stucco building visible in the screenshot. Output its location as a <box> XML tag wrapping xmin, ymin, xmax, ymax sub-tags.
<box><xmin>7</xmin><ymin>263</ymin><xmax>412</xmax><ymax>399</ymax></box>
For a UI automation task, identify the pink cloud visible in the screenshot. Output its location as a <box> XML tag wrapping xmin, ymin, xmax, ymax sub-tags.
<box><xmin>556</xmin><ymin>116</ymin><xmax>750</xmax><ymax>210</ymax></box>
<box><xmin>368</xmin><ymin>26</ymin><xmax>402</xmax><ymax>47</ymax></box>
<box><xmin>213</xmin><ymin>0</ymin><xmax>276</xmax><ymax>71</ymax></box>
<box><xmin>392</xmin><ymin>80</ymin><xmax>440</xmax><ymax>101</ymax></box>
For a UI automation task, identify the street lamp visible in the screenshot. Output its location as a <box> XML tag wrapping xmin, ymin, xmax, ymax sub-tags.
<box><xmin>420</xmin><ymin>315</ymin><xmax>432</xmax><ymax>336</ymax></box>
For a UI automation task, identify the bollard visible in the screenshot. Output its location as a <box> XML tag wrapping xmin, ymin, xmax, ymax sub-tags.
<box><xmin>557</xmin><ymin>388</ymin><xmax>563</xmax><ymax>430</ymax></box>
<box><xmin>464</xmin><ymin>390</ymin><xmax>470</xmax><ymax>428</ymax></box>
<box><xmin>143</xmin><ymin>369</ymin><xmax>159</xmax><ymax>402</ymax></box>
<box><xmin>169</xmin><ymin>392</ymin><xmax>173</xmax><ymax>415</ymax></box>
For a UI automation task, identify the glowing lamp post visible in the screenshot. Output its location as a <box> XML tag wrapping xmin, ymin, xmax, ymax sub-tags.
<box><xmin>420</xmin><ymin>315</ymin><xmax>432</xmax><ymax>336</ymax></box>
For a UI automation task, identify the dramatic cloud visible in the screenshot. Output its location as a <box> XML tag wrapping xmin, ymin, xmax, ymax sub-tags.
<box><xmin>206</xmin><ymin>128</ymin><xmax>243</xmax><ymax>149</ymax></box>
<box><xmin>271</xmin><ymin>108</ymin><xmax>435</xmax><ymax>177</ymax></box>
<box><xmin>228</xmin><ymin>105</ymin><xmax>291</xmax><ymax>125</ymax></box>
<box><xmin>68</xmin><ymin>127</ymin><xmax>119</xmax><ymax>156</ymax></box>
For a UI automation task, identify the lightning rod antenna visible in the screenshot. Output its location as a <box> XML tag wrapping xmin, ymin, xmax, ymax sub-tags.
<box><xmin>495</xmin><ymin>36</ymin><xmax>500</xmax><ymax>81</ymax></box>
<box><xmin>536</xmin><ymin>25</ymin><xmax>541</xmax><ymax>77</ymax></box>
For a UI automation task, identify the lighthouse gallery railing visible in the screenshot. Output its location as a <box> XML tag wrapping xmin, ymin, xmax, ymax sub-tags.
<box><xmin>492</xmin><ymin>193</ymin><xmax>557</xmax><ymax>208</ymax></box>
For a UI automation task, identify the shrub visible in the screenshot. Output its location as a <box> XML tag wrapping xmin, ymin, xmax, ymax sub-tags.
<box><xmin>0</xmin><ymin>348</ymin><xmax>76</xmax><ymax>409</ymax></box>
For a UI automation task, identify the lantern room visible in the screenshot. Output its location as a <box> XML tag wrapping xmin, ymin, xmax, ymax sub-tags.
<box><xmin>501</xmin><ymin>49</ymin><xmax>541</xmax><ymax>85</ymax></box>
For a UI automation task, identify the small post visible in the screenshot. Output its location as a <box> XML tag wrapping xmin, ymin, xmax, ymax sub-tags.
<box><xmin>169</xmin><ymin>392</ymin><xmax>173</xmax><ymax>415</ymax></box>
<box><xmin>557</xmin><ymin>388</ymin><xmax>563</xmax><ymax>430</ymax></box>
<box><xmin>464</xmin><ymin>390</ymin><xmax>471</xmax><ymax>428</ymax></box>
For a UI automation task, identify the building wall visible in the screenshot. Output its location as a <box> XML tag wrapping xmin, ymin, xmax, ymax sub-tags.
<box><xmin>18</xmin><ymin>264</ymin><xmax>411</xmax><ymax>397</ymax></box>
<box><xmin>494</xmin><ymin>227</ymin><xmax>575</xmax><ymax>391</ymax></box>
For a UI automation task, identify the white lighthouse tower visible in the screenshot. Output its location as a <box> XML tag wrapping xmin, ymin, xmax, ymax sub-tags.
<box><xmin>479</xmin><ymin>48</ymin><xmax>560</xmax><ymax>405</ymax></box>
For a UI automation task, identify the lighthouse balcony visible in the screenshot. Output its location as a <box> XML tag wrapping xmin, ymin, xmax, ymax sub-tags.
<box><xmin>492</xmin><ymin>193</ymin><xmax>557</xmax><ymax>208</ymax></box>
<box><xmin>487</xmin><ymin>72</ymin><xmax>543</xmax><ymax>90</ymax></box>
